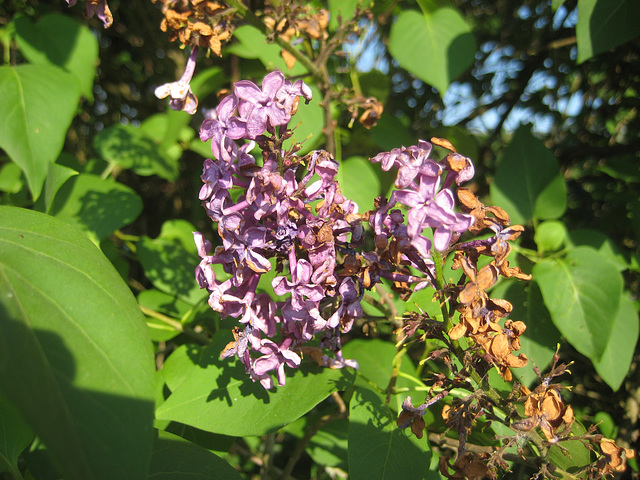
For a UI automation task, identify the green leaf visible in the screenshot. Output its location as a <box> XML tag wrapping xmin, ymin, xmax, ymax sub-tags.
<box><xmin>548</xmin><ymin>421</ymin><xmax>590</xmax><ymax>474</ymax></box>
<box><xmin>370</xmin><ymin>114</ymin><xmax>416</xmax><ymax>153</ymax></box>
<box><xmin>337</xmin><ymin>156</ymin><xmax>381</xmax><ymax>213</ymax></box>
<box><xmin>348</xmin><ymin>387</ymin><xmax>430</xmax><ymax>480</ymax></box>
<box><xmin>0</xmin><ymin>206</ymin><xmax>155</xmax><ymax>480</ymax></box>
<box><xmin>592</xmin><ymin>293</ymin><xmax>639</xmax><ymax>391</ymax></box>
<box><xmin>342</xmin><ymin>339</ymin><xmax>418</xmax><ymax>411</ymax></box>
<box><xmin>533</xmin><ymin>246</ymin><xmax>623</xmax><ymax>360</ymax></box>
<box><xmin>138</xmin><ymin>289</ymin><xmax>193</xmax><ymax>342</ymax></box>
<box><xmin>42</xmin><ymin>161</ymin><xmax>78</xmax><ymax>214</ymax></box>
<box><xmin>149</xmin><ymin>430</ymin><xmax>242</xmax><ymax>480</ymax></box>
<box><xmin>490</xmin><ymin>127</ymin><xmax>567</xmax><ymax>225</ymax></box>
<box><xmin>231</xmin><ymin>25</ymin><xmax>308</xmax><ymax>75</ymax></box>
<box><xmin>0</xmin><ymin>65</ymin><xmax>81</xmax><ymax>198</ymax></box>
<box><xmin>576</xmin><ymin>0</ymin><xmax>640</xmax><ymax>63</ymax></box>
<box><xmin>306</xmin><ymin>419</ymin><xmax>349</xmax><ymax>468</ymax></box>
<box><xmin>288</xmin><ymin>84</ymin><xmax>324</xmax><ymax>154</ymax></box>
<box><xmin>0</xmin><ymin>162</ymin><xmax>24</xmax><ymax>194</ymax></box>
<box><xmin>137</xmin><ymin>222</ymin><xmax>205</xmax><ymax>305</ymax></box>
<box><xmin>388</xmin><ymin>6</ymin><xmax>476</xmax><ymax>95</ymax></box>
<box><xmin>48</xmin><ymin>173</ymin><xmax>143</xmax><ymax>243</ymax></box>
<box><xmin>328</xmin><ymin>0</ymin><xmax>360</xmax><ymax>30</ymax></box>
<box><xmin>491</xmin><ymin>280</ymin><xmax>560</xmax><ymax>386</ymax></box>
<box><xmin>565</xmin><ymin>229</ymin><xmax>628</xmax><ymax>272</ymax></box>
<box><xmin>15</xmin><ymin>13</ymin><xmax>98</xmax><ymax>99</ymax></box>
<box><xmin>0</xmin><ymin>391</ymin><xmax>33</xmax><ymax>480</ymax></box>
<box><xmin>93</xmin><ymin>124</ymin><xmax>180</xmax><ymax>181</ymax></box>
<box><xmin>534</xmin><ymin>220</ymin><xmax>568</xmax><ymax>253</ymax></box>
<box><xmin>156</xmin><ymin>342</ymin><xmax>356</xmax><ymax>436</ymax></box>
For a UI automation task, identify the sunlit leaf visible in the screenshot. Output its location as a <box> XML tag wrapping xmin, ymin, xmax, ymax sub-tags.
<box><xmin>336</xmin><ymin>156</ymin><xmax>381</xmax><ymax>213</ymax></box>
<box><xmin>592</xmin><ymin>293</ymin><xmax>639</xmax><ymax>391</ymax></box>
<box><xmin>15</xmin><ymin>13</ymin><xmax>98</xmax><ymax>99</ymax></box>
<box><xmin>0</xmin><ymin>207</ymin><xmax>155</xmax><ymax>480</ymax></box>
<box><xmin>156</xmin><ymin>342</ymin><xmax>355</xmax><ymax>436</ymax></box>
<box><xmin>388</xmin><ymin>5</ymin><xmax>476</xmax><ymax>95</ymax></box>
<box><xmin>533</xmin><ymin>246</ymin><xmax>622</xmax><ymax>361</ymax></box>
<box><xmin>0</xmin><ymin>65</ymin><xmax>80</xmax><ymax>198</ymax></box>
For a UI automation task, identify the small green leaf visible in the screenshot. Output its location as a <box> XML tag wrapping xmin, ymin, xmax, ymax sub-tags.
<box><xmin>592</xmin><ymin>293</ymin><xmax>639</xmax><ymax>391</ymax></box>
<box><xmin>388</xmin><ymin>7</ymin><xmax>476</xmax><ymax>95</ymax></box>
<box><xmin>0</xmin><ymin>206</ymin><xmax>155</xmax><ymax>480</ymax></box>
<box><xmin>15</xmin><ymin>13</ymin><xmax>98</xmax><ymax>99</ymax></box>
<box><xmin>0</xmin><ymin>65</ymin><xmax>81</xmax><ymax>198</ymax></box>
<box><xmin>337</xmin><ymin>156</ymin><xmax>381</xmax><ymax>213</ymax></box>
<box><xmin>328</xmin><ymin>0</ymin><xmax>360</xmax><ymax>30</ymax></box>
<box><xmin>42</xmin><ymin>162</ymin><xmax>78</xmax><ymax>214</ymax></box>
<box><xmin>576</xmin><ymin>0</ymin><xmax>640</xmax><ymax>63</ymax></box>
<box><xmin>48</xmin><ymin>173</ymin><xmax>143</xmax><ymax>243</ymax></box>
<box><xmin>534</xmin><ymin>220</ymin><xmax>568</xmax><ymax>253</ymax></box>
<box><xmin>0</xmin><ymin>391</ymin><xmax>33</xmax><ymax>480</ymax></box>
<box><xmin>348</xmin><ymin>387</ymin><xmax>430</xmax><ymax>480</ymax></box>
<box><xmin>0</xmin><ymin>162</ymin><xmax>24</xmax><ymax>194</ymax></box>
<box><xmin>156</xmin><ymin>342</ymin><xmax>355</xmax><ymax>436</ymax></box>
<box><xmin>490</xmin><ymin>127</ymin><xmax>567</xmax><ymax>225</ymax></box>
<box><xmin>533</xmin><ymin>246</ymin><xmax>622</xmax><ymax>360</ymax></box>
<box><xmin>149</xmin><ymin>430</ymin><xmax>242</xmax><ymax>480</ymax></box>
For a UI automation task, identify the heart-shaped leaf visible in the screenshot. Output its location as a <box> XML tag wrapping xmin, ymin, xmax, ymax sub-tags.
<box><xmin>533</xmin><ymin>246</ymin><xmax>622</xmax><ymax>361</ymax></box>
<box><xmin>388</xmin><ymin>6</ymin><xmax>476</xmax><ymax>95</ymax></box>
<box><xmin>490</xmin><ymin>127</ymin><xmax>567</xmax><ymax>225</ymax></box>
<box><xmin>0</xmin><ymin>206</ymin><xmax>155</xmax><ymax>480</ymax></box>
<box><xmin>0</xmin><ymin>65</ymin><xmax>80</xmax><ymax>198</ymax></box>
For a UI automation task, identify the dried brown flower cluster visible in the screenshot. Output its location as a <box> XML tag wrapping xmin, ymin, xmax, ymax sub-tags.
<box><xmin>449</xmin><ymin>192</ymin><xmax>531</xmax><ymax>382</ymax></box>
<box><xmin>263</xmin><ymin>1</ymin><xmax>329</xmax><ymax>69</ymax></box>
<box><xmin>152</xmin><ymin>0</ymin><xmax>235</xmax><ymax>55</ymax></box>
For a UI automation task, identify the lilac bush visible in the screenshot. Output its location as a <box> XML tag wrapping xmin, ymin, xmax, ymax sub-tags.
<box><xmin>194</xmin><ymin>70</ymin><xmax>477</xmax><ymax>390</ymax></box>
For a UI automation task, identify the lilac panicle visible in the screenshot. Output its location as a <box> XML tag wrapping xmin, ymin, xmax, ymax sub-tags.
<box><xmin>194</xmin><ymin>70</ymin><xmax>475</xmax><ymax>390</ymax></box>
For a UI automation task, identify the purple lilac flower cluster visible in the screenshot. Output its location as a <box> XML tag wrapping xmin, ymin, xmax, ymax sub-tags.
<box><xmin>194</xmin><ymin>71</ymin><xmax>475</xmax><ymax>389</ymax></box>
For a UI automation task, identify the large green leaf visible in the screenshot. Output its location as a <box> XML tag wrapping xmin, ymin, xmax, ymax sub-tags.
<box><xmin>15</xmin><ymin>13</ymin><xmax>98</xmax><ymax>99</ymax></box>
<box><xmin>0</xmin><ymin>206</ymin><xmax>155</xmax><ymax>480</ymax></box>
<box><xmin>0</xmin><ymin>391</ymin><xmax>33</xmax><ymax>479</ymax></box>
<box><xmin>533</xmin><ymin>246</ymin><xmax>622</xmax><ymax>361</ymax></box>
<box><xmin>156</xmin><ymin>341</ymin><xmax>356</xmax><ymax>436</ymax></box>
<box><xmin>348</xmin><ymin>387</ymin><xmax>430</xmax><ymax>480</ymax></box>
<box><xmin>0</xmin><ymin>65</ymin><xmax>80</xmax><ymax>198</ymax></box>
<box><xmin>592</xmin><ymin>293</ymin><xmax>639</xmax><ymax>391</ymax></box>
<box><xmin>148</xmin><ymin>430</ymin><xmax>242</xmax><ymax>480</ymax></box>
<box><xmin>388</xmin><ymin>4</ymin><xmax>476</xmax><ymax>95</ymax></box>
<box><xmin>48</xmin><ymin>173</ymin><xmax>143</xmax><ymax>243</ymax></box>
<box><xmin>288</xmin><ymin>84</ymin><xmax>324</xmax><ymax>153</ymax></box>
<box><xmin>490</xmin><ymin>127</ymin><xmax>567</xmax><ymax>225</ymax></box>
<box><xmin>576</xmin><ymin>0</ymin><xmax>640</xmax><ymax>63</ymax></box>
